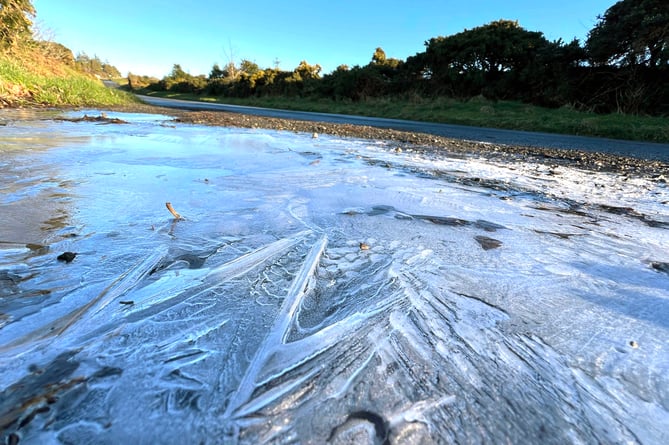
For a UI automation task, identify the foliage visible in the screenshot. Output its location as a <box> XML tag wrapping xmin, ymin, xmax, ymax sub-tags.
<box><xmin>0</xmin><ymin>48</ymin><xmax>137</xmax><ymax>107</ymax></box>
<box><xmin>309</xmin><ymin>47</ymin><xmax>406</xmax><ymax>100</ymax></box>
<box><xmin>293</xmin><ymin>60</ymin><xmax>322</xmax><ymax>80</ymax></box>
<box><xmin>75</xmin><ymin>52</ymin><xmax>121</xmax><ymax>78</ymax></box>
<box><xmin>239</xmin><ymin>59</ymin><xmax>260</xmax><ymax>76</ymax></box>
<box><xmin>158</xmin><ymin>63</ymin><xmax>207</xmax><ymax>93</ymax></box>
<box><xmin>421</xmin><ymin>20</ymin><xmax>584</xmax><ymax>103</ymax></box>
<box><xmin>35</xmin><ymin>40</ymin><xmax>74</xmax><ymax>65</ymax></box>
<box><xmin>371</xmin><ymin>47</ymin><xmax>386</xmax><ymax>65</ymax></box>
<box><xmin>142</xmin><ymin>91</ymin><xmax>669</xmax><ymax>142</ymax></box>
<box><xmin>141</xmin><ymin>4</ymin><xmax>666</xmax><ymax>117</ymax></box>
<box><xmin>0</xmin><ymin>0</ymin><xmax>35</xmax><ymax>48</ymax></box>
<box><xmin>127</xmin><ymin>72</ymin><xmax>159</xmax><ymax>90</ymax></box>
<box><xmin>0</xmin><ymin>0</ymin><xmax>656</xmax><ymax>118</ymax></box>
<box><xmin>0</xmin><ymin>0</ymin><xmax>136</xmax><ymax>109</ymax></box>
<box><xmin>586</xmin><ymin>0</ymin><xmax>669</xmax><ymax>67</ymax></box>
<box><xmin>209</xmin><ymin>63</ymin><xmax>226</xmax><ymax>79</ymax></box>
<box><xmin>584</xmin><ymin>0</ymin><xmax>669</xmax><ymax>114</ymax></box>
<box><xmin>425</xmin><ymin>20</ymin><xmax>543</xmax><ymax>78</ymax></box>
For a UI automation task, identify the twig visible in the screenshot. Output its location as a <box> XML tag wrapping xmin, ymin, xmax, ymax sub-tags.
<box><xmin>165</xmin><ymin>202</ymin><xmax>183</xmax><ymax>220</ymax></box>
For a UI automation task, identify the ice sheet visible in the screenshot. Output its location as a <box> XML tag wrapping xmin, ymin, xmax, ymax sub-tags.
<box><xmin>0</xmin><ymin>110</ymin><xmax>668</xmax><ymax>444</ymax></box>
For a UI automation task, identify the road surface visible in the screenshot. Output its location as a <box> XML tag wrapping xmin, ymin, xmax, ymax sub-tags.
<box><xmin>139</xmin><ymin>95</ymin><xmax>669</xmax><ymax>162</ymax></box>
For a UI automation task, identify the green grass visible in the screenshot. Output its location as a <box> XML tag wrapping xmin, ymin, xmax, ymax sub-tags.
<box><xmin>142</xmin><ymin>90</ymin><xmax>669</xmax><ymax>143</ymax></box>
<box><xmin>0</xmin><ymin>51</ymin><xmax>138</xmax><ymax>107</ymax></box>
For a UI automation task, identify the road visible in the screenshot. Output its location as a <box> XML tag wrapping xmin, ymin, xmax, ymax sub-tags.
<box><xmin>139</xmin><ymin>95</ymin><xmax>669</xmax><ymax>162</ymax></box>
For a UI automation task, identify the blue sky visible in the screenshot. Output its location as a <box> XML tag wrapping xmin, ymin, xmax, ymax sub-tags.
<box><xmin>32</xmin><ymin>0</ymin><xmax>617</xmax><ymax>78</ymax></box>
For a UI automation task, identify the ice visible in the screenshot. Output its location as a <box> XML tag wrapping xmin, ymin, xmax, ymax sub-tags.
<box><xmin>0</xmin><ymin>110</ymin><xmax>668</xmax><ymax>444</ymax></box>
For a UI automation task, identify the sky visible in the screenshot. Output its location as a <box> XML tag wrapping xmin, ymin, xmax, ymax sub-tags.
<box><xmin>31</xmin><ymin>0</ymin><xmax>617</xmax><ymax>78</ymax></box>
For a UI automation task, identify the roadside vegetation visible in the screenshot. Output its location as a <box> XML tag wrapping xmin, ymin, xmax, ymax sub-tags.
<box><xmin>1</xmin><ymin>0</ymin><xmax>667</xmax><ymax>142</ymax></box>
<box><xmin>0</xmin><ymin>48</ymin><xmax>136</xmax><ymax>107</ymax></box>
<box><xmin>143</xmin><ymin>91</ymin><xmax>669</xmax><ymax>143</ymax></box>
<box><xmin>0</xmin><ymin>0</ymin><xmax>136</xmax><ymax>107</ymax></box>
<box><xmin>133</xmin><ymin>0</ymin><xmax>668</xmax><ymax>142</ymax></box>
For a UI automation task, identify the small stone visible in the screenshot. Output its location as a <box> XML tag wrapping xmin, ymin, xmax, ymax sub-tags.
<box><xmin>312</xmin><ymin>132</ymin><xmax>318</xmax><ymax>139</ymax></box>
<box><xmin>629</xmin><ymin>340</ymin><xmax>639</xmax><ymax>348</ymax></box>
<box><xmin>359</xmin><ymin>242</ymin><xmax>370</xmax><ymax>250</ymax></box>
<box><xmin>651</xmin><ymin>262</ymin><xmax>669</xmax><ymax>274</ymax></box>
<box><xmin>8</xmin><ymin>432</ymin><xmax>19</xmax><ymax>445</ymax></box>
<box><xmin>474</xmin><ymin>236</ymin><xmax>502</xmax><ymax>250</ymax></box>
<box><xmin>57</xmin><ymin>252</ymin><xmax>77</xmax><ymax>263</ymax></box>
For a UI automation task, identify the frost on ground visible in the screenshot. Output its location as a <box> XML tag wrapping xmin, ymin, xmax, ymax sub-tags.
<box><xmin>0</xmin><ymin>110</ymin><xmax>668</xmax><ymax>444</ymax></box>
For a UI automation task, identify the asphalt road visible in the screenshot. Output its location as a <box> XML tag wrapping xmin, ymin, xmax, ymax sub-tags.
<box><xmin>139</xmin><ymin>95</ymin><xmax>669</xmax><ymax>162</ymax></box>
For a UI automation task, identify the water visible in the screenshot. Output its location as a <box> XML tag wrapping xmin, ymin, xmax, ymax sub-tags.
<box><xmin>1</xmin><ymin>109</ymin><xmax>668</xmax><ymax>444</ymax></box>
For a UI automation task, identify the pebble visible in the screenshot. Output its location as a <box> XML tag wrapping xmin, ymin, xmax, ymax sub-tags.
<box><xmin>474</xmin><ymin>236</ymin><xmax>502</xmax><ymax>250</ymax></box>
<box><xmin>168</xmin><ymin>110</ymin><xmax>669</xmax><ymax>178</ymax></box>
<box><xmin>57</xmin><ymin>252</ymin><xmax>77</xmax><ymax>263</ymax></box>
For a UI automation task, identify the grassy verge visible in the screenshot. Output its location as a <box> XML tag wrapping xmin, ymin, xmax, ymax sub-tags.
<box><xmin>142</xmin><ymin>90</ymin><xmax>669</xmax><ymax>143</ymax></box>
<box><xmin>0</xmin><ymin>47</ymin><xmax>138</xmax><ymax>108</ymax></box>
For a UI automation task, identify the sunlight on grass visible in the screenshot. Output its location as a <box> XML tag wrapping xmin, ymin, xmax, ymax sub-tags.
<box><xmin>140</xmin><ymin>90</ymin><xmax>668</xmax><ymax>142</ymax></box>
<box><xmin>0</xmin><ymin>50</ymin><xmax>138</xmax><ymax>107</ymax></box>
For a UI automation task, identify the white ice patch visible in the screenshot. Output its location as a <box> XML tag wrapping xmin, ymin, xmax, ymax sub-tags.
<box><xmin>0</xmin><ymin>112</ymin><xmax>667</xmax><ymax>444</ymax></box>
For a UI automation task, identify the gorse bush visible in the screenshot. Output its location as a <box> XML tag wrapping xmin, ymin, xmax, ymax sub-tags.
<box><xmin>137</xmin><ymin>0</ymin><xmax>667</xmax><ymax>116</ymax></box>
<box><xmin>2</xmin><ymin>0</ymin><xmax>667</xmax><ymax>115</ymax></box>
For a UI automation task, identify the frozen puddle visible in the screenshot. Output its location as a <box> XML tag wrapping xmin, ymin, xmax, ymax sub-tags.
<box><xmin>0</xmin><ymin>110</ymin><xmax>668</xmax><ymax>444</ymax></box>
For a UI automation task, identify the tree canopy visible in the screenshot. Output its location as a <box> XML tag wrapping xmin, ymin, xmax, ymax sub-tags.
<box><xmin>5</xmin><ymin>0</ymin><xmax>664</xmax><ymax>115</ymax></box>
<box><xmin>139</xmin><ymin>3</ymin><xmax>667</xmax><ymax>115</ymax></box>
<box><xmin>586</xmin><ymin>0</ymin><xmax>669</xmax><ymax>67</ymax></box>
<box><xmin>425</xmin><ymin>20</ymin><xmax>549</xmax><ymax>78</ymax></box>
<box><xmin>75</xmin><ymin>52</ymin><xmax>122</xmax><ymax>78</ymax></box>
<box><xmin>419</xmin><ymin>20</ymin><xmax>585</xmax><ymax>102</ymax></box>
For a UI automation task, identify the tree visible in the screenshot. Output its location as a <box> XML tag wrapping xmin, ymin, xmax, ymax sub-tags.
<box><xmin>75</xmin><ymin>52</ymin><xmax>104</xmax><ymax>76</ymax></box>
<box><xmin>127</xmin><ymin>73</ymin><xmax>159</xmax><ymax>90</ymax></box>
<box><xmin>160</xmin><ymin>64</ymin><xmax>206</xmax><ymax>93</ymax></box>
<box><xmin>584</xmin><ymin>0</ymin><xmax>668</xmax><ymax>114</ymax></box>
<box><xmin>586</xmin><ymin>0</ymin><xmax>669</xmax><ymax>67</ymax></box>
<box><xmin>293</xmin><ymin>60</ymin><xmax>322</xmax><ymax>80</ymax></box>
<box><xmin>101</xmin><ymin>60</ymin><xmax>121</xmax><ymax>78</ymax></box>
<box><xmin>371</xmin><ymin>47</ymin><xmax>401</xmax><ymax>69</ymax></box>
<box><xmin>0</xmin><ymin>0</ymin><xmax>36</xmax><ymax>48</ymax></box>
<box><xmin>239</xmin><ymin>59</ymin><xmax>260</xmax><ymax>76</ymax></box>
<box><xmin>37</xmin><ymin>40</ymin><xmax>74</xmax><ymax>65</ymax></box>
<box><xmin>209</xmin><ymin>63</ymin><xmax>226</xmax><ymax>79</ymax></box>
<box><xmin>423</xmin><ymin>20</ymin><xmax>560</xmax><ymax>98</ymax></box>
<box><xmin>426</xmin><ymin>20</ymin><xmax>551</xmax><ymax>77</ymax></box>
<box><xmin>168</xmin><ymin>63</ymin><xmax>188</xmax><ymax>80</ymax></box>
<box><xmin>372</xmin><ymin>47</ymin><xmax>387</xmax><ymax>65</ymax></box>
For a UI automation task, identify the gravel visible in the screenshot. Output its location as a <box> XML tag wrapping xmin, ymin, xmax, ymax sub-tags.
<box><xmin>114</xmin><ymin>104</ymin><xmax>669</xmax><ymax>178</ymax></box>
